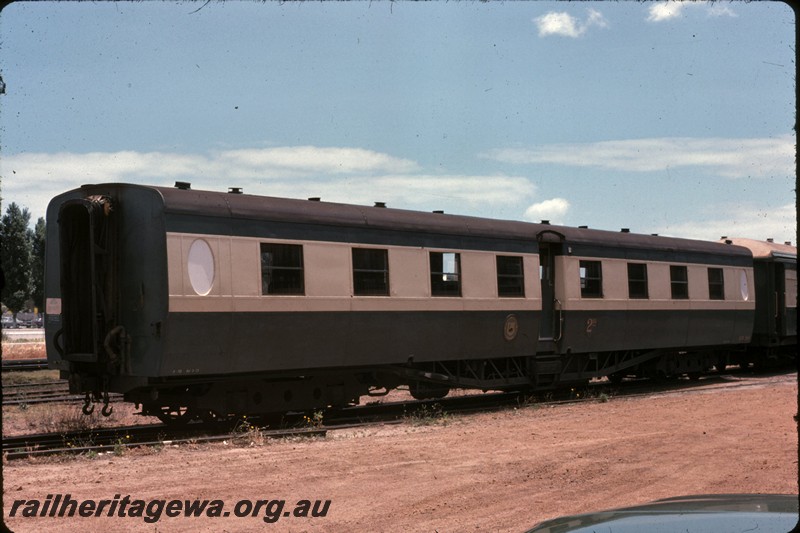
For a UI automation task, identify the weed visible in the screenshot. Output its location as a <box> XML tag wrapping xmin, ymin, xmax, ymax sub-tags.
<box><xmin>404</xmin><ymin>403</ymin><xmax>450</xmax><ymax>426</ymax></box>
<box><xmin>60</xmin><ymin>426</ymin><xmax>98</xmax><ymax>452</ymax></box>
<box><xmin>303</xmin><ymin>410</ymin><xmax>324</xmax><ymax>429</ymax></box>
<box><xmin>516</xmin><ymin>394</ymin><xmax>541</xmax><ymax>410</ymax></box>
<box><xmin>40</xmin><ymin>405</ymin><xmax>102</xmax><ymax>434</ymax></box>
<box><xmin>113</xmin><ymin>435</ymin><xmax>132</xmax><ymax>456</ymax></box>
<box><xmin>232</xmin><ymin>416</ymin><xmax>266</xmax><ymax>447</ymax></box>
<box><xmin>151</xmin><ymin>432</ymin><xmax>167</xmax><ymax>452</ymax></box>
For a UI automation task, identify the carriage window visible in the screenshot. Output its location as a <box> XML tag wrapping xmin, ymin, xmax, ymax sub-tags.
<box><xmin>627</xmin><ymin>263</ymin><xmax>649</xmax><ymax>299</ymax></box>
<box><xmin>497</xmin><ymin>256</ymin><xmax>525</xmax><ymax>297</ymax></box>
<box><xmin>261</xmin><ymin>243</ymin><xmax>304</xmax><ymax>295</ymax></box>
<box><xmin>708</xmin><ymin>267</ymin><xmax>724</xmax><ymax>300</ymax></box>
<box><xmin>430</xmin><ymin>252</ymin><xmax>461</xmax><ymax>297</ymax></box>
<box><xmin>580</xmin><ymin>260</ymin><xmax>603</xmax><ymax>298</ymax></box>
<box><xmin>353</xmin><ymin>248</ymin><xmax>390</xmax><ymax>296</ymax></box>
<box><xmin>670</xmin><ymin>265</ymin><xmax>689</xmax><ymax>299</ymax></box>
<box><xmin>188</xmin><ymin>239</ymin><xmax>216</xmax><ymax>296</ymax></box>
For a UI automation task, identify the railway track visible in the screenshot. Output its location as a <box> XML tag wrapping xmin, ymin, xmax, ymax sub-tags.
<box><xmin>1</xmin><ymin>358</ymin><xmax>49</xmax><ymax>372</ymax></box>
<box><xmin>2</xmin><ymin>368</ymin><xmax>793</xmax><ymax>461</ymax></box>
<box><xmin>1</xmin><ymin>420</ymin><xmax>373</xmax><ymax>461</ymax></box>
<box><xmin>3</xmin><ymin>381</ymin><xmax>70</xmax><ymax>405</ymax></box>
<box><xmin>1</xmin><ymin>381</ymin><xmax>124</xmax><ymax>407</ymax></box>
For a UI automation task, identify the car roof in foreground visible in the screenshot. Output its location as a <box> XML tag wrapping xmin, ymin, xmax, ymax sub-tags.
<box><xmin>526</xmin><ymin>494</ymin><xmax>799</xmax><ymax>533</ymax></box>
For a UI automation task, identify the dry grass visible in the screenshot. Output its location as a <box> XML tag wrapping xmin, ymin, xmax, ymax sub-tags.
<box><xmin>3</xmin><ymin>403</ymin><xmax>102</xmax><ymax>436</ymax></box>
<box><xmin>2</xmin><ymin>369</ymin><xmax>60</xmax><ymax>387</ymax></box>
<box><xmin>1</xmin><ymin>339</ymin><xmax>161</xmax><ymax>437</ymax></box>
<box><xmin>2</xmin><ymin>401</ymin><xmax>151</xmax><ymax>437</ymax></box>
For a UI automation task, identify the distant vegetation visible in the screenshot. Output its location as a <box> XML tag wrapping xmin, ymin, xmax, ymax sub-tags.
<box><xmin>1</xmin><ymin>202</ymin><xmax>45</xmax><ymax>319</ymax></box>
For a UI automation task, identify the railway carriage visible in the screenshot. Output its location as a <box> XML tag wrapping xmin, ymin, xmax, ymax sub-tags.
<box><xmin>723</xmin><ymin>238</ymin><xmax>797</xmax><ymax>366</ymax></box>
<box><xmin>45</xmin><ymin>183</ymin><xmax>543</xmax><ymax>421</ymax></box>
<box><xmin>43</xmin><ymin>183</ymin><xmax>793</xmax><ymax>423</ymax></box>
<box><xmin>536</xmin><ymin>227</ymin><xmax>755</xmax><ymax>383</ymax></box>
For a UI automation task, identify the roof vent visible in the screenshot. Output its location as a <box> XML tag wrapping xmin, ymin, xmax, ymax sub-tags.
<box><xmin>541</xmin><ymin>220</ymin><xmax>550</xmax><ymax>225</ymax></box>
<box><xmin>228</xmin><ymin>187</ymin><xmax>243</xmax><ymax>194</ymax></box>
<box><xmin>651</xmin><ymin>234</ymin><xmax>659</xmax><ymax>237</ymax></box>
<box><xmin>725</xmin><ymin>239</ymin><xmax>733</xmax><ymax>245</ymax></box>
<box><xmin>785</xmin><ymin>241</ymin><xmax>792</xmax><ymax>246</ymax></box>
<box><xmin>374</xmin><ymin>202</ymin><xmax>386</xmax><ymax>208</ymax></box>
<box><xmin>720</xmin><ymin>236</ymin><xmax>727</xmax><ymax>240</ymax></box>
<box><xmin>308</xmin><ymin>197</ymin><xmax>321</xmax><ymax>202</ymax></box>
<box><xmin>578</xmin><ymin>225</ymin><xmax>588</xmax><ymax>229</ymax></box>
<box><xmin>433</xmin><ymin>210</ymin><xmax>444</xmax><ymax>214</ymax></box>
<box><xmin>621</xmin><ymin>228</ymin><xmax>630</xmax><ymax>233</ymax></box>
<box><xmin>175</xmin><ymin>181</ymin><xmax>191</xmax><ymax>190</ymax></box>
<box><xmin>767</xmin><ymin>238</ymin><xmax>774</xmax><ymax>243</ymax></box>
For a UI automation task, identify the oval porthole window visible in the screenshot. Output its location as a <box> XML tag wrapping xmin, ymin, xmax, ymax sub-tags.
<box><xmin>188</xmin><ymin>239</ymin><xmax>215</xmax><ymax>296</ymax></box>
<box><xmin>739</xmin><ymin>271</ymin><xmax>749</xmax><ymax>301</ymax></box>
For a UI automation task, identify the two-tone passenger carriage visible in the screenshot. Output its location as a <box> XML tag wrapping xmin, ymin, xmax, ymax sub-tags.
<box><xmin>534</xmin><ymin>226</ymin><xmax>756</xmax><ymax>384</ymax></box>
<box><xmin>722</xmin><ymin>238</ymin><xmax>797</xmax><ymax>367</ymax></box>
<box><xmin>45</xmin><ymin>183</ymin><xmax>543</xmax><ymax>421</ymax></box>
<box><xmin>43</xmin><ymin>183</ymin><xmax>794</xmax><ymax>423</ymax></box>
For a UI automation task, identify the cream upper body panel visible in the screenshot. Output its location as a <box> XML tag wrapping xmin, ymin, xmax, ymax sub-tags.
<box><xmin>556</xmin><ymin>255</ymin><xmax>755</xmax><ymax>312</ymax></box>
<box><xmin>167</xmin><ymin>233</ymin><xmax>541</xmax><ymax>313</ymax></box>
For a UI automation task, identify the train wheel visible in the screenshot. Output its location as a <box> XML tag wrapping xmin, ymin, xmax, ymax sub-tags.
<box><xmin>652</xmin><ymin>370</ymin><xmax>669</xmax><ymax>383</ymax></box>
<box><xmin>153</xmin><ymin>406</ymin><xmax>196</xmax><ymax>426</ymax></box>
<box><xmin>409</xmin><ymin>381</ymin><xmax>450</xmax><ymax>400</ymax></box>
<box><xmin>199</xmin><ymin>409</ymin><xmax>224</xmax><ymax>424</ymax></box>
<box><xmin>715</xmin><ymin>353</ymin><xmax>728</xmax><ymax>373</ymax></box>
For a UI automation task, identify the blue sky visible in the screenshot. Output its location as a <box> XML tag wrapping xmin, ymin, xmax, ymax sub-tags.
<box><xmin>0</xmin><ymin>1</ymin><xmax>795</xmax><ymax>244</ymax></box>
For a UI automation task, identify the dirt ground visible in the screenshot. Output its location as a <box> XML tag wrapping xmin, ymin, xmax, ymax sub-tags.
<box><xmin>2</xmin><ymin>365</ymin><xmax>797</xmax><ymax>532</ymax></box>
<box><xmin>0</xmin><ymin>340</ymin><xmax>45</xmax><ymax>361</ymax></box>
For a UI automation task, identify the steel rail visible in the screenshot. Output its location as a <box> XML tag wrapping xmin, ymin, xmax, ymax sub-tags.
<box><xmin>2</xmin><ymin>368</ymin><xmax>793</xmax><ymax>461</ymax></box>
<box><xmin>1</xmin><ymin>359</ymin><xmax>49</xmax><ymax>372</ymax></box>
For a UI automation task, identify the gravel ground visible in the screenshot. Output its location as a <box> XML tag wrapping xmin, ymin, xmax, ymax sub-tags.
<box><xmin>2</xmin><ymin>369</ymin><xmax>797</xmax><ymax>532</ymax></box>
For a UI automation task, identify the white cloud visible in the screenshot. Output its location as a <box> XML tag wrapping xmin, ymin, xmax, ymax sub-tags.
<box><xmin>523</xmin><ymin>198</ymin><xmax>570</xmax><ymax>224</ymax></box>
<box><xmin>217</xmin><ymin>146</ymin><xmax>420</xmax><ymax>177</ymax></box>
<box><xmin>706</xmin><ymin>3</ymin><xmax>737</xmax><ymax>18</ymax></box>
<box><xmin>534</xmin><ymin>9</ymin><xmax>608</xmax><ymax>38</ymax></box>
<box><xmin>647</xmin><ymin>2</ymin><xmax>737</xmax><ymax>23</ymax></box>
<box><xmin>244</xmin><ymin>174</ymin><xmax>537</xmax><ymax>213</ymax></box>
<box><xmin>483</xmin><ymin>135</ymin><xmax>795</xmax><ymax>179</ymax></box>
<box><xmin>3</xmin><ymin>146</ymin><xmax>418</xmax><ymax>185</ymax></box>
<box><xmin>535</xmin><ymin>12</ymin><xmax>581</xmax><ymax>38</ymax></box>
<box><xmin>586</xmin><ymin>8</ymin><xmax>609</xmax><ymax>28</ymax></box>
<box><xmin>647</xmin><ymin>3</ymin><xmax>684</xmax><ymax>22</ymax></box>
<box><xmin>656</xmin><ymin>203</ymin><xmax>796</xmax><ymax>245</ymax></box>
<box><xmin>0</xmin><ymin>147</ymin><xmax>534</xmax><ymax>223</ymax></box>
<box><xmin>353</xmin><ymin>175</ymin><xmax>535</xmax><ymax>208</ymax></box>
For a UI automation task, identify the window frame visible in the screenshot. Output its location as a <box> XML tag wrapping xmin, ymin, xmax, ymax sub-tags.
<box><xmin>579</xmin><ymin>260</ymin><xmax>603</xmax><ymax>298</ymax></box>
<box><xmin>496</xmin><ymin>255</ymin><xmax>525</xmax><ymax>298</ymax></box>
<box><xmin>430</xmin><ymin>251</ymin><xmax>462</xmax><ymax>297</ymax></box>
<box><xmin>670</xmin><ymin>265</ymin><xmax>689</xmax><ymax>300</ymax></box>
<box><xmin>352</xmin><ymin>247</ymin><xmax>390</xmax><ymax>296</ymax></box>
<box><xmin>627</xmin><ymin>263</ymin><xmax>649</xmax><ymax>299</ymax></box>
<box><xmin>260</xmin><ymin>242</ymin><xmax>305</xmax><ymax>295</ymax></box>
<box><xmin>707</xmin><ymin>267</ymin><xmax>725</xmax><ymax>300</ymax></box>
